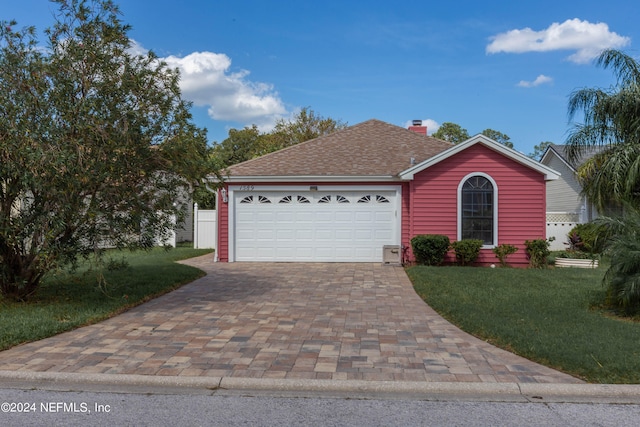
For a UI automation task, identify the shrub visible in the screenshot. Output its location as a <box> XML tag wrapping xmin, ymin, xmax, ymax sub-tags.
<box><xmin>598</xmin><ymin>211</ymin><xmax>640</xmax><ymax>315</ymax></box>
<box><xmin>410</xmin><ymin>234</ymin><xmax>450</xmax><ymax>266</ymax></box>
<box><xmin>525</xmin><ymin>238</ymin><xmax>552</xmax><ymax>269</ymax></box>
<box><xmin>492</xmin><ymin>244</ymin><xmax>518</xmax><ymax>267</ymax></box>
<box><xmin>451</xmin><ymin>239</ymin><xmax>483</xmax><ymax>266</ymax></box>
<box><xmin>567</xmin><ymin>222</ymin><xmax>607</xmax><ymax>254</ymax></box>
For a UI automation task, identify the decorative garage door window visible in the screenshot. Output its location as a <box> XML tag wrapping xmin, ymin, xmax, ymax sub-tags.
<box><xmin>278</xmin><ymin>195</ymin><xmax>311</xmax><ymax>203</ymax></box>
<box><xmin>239</xmin><ymin>195</ymin><xmax>272</xmax><ymax>204</ymax></box>
<box><xmin>357</xmin><ymin>195</ymin><xmax>390</xmax><ymax>203</ymax></box>
<box><xmin>243</xmin><ymin>194</ymin><xmax>392</xmax><ymax>204</ymax></box>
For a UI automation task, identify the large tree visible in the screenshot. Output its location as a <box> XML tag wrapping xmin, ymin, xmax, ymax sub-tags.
<box><xmin>263</xmin><ymin>107</ymin><xmax>347</xmax><ymax>152</ymax></box>
<box><xmin>528</xmin><ymin>141</ymin><xmax>553</xmax><ymax>160</ymax></box>
<box><xmin>432</xmin><ymin>122</ymin><xmax>469</xmax><ymax>144</ymax></box>
<box><xmin>565</xmin><ymin>49</ymin><xmax>640</xmax><ymax>209</ymax></box>
<box><xmin>481</xmin><ymin>128</ymin><xmax>514</xmax><ymax>148</ymax></box>
<box><xmin>0</xmin><ymin>0</ymin><xmax>210</xmax><ymax>300</ymax></box>
<box><xmin>211</xmin><ymin>107</ymin><xmax>347</xmax><ymax>169</ymax></box>
<box><xmin>212</xmin><ymin>125</ymin><xmax>263</xmax><ymax>168</ymax></box>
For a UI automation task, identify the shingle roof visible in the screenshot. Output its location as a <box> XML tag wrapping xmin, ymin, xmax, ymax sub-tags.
<box><xmin>548</xmin><ymin>144</ymin><xmax>608</xmax><ymax>170</ymax></box>
<box><xmin>225</xmin><ymin>119</ymin><xmax>452</xmax><ymax>178</ymax></box>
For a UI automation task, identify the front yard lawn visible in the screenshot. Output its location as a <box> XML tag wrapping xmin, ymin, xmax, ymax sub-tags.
<box><xmin>406</xmin><ymin>265</ymin><xmax>640</xmax><ymax>384</ymax></box>
<box><xmin>0</xmin><ymin>246</ymin><xmax>213</xmax><ymax>351</ymax></box>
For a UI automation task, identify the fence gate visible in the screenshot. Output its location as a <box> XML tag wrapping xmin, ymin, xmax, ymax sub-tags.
<box><xmin>193</xmin><ymin>203</ymin><xmax>217</xmax><ymax>250</ymax></box>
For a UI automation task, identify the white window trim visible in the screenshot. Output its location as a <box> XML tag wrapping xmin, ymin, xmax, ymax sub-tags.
<box><xmin>457</xmin><ymin>172</ymin><xmax>498</xmax><ymax>248</ymax></box>
<box><xmin>227</xmin><ymin>184</ymin><xmax>402</xmax><ymax>262</ymax></box>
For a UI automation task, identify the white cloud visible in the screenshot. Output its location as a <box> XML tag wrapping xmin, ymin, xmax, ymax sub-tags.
<box><xmin>130</xmin><ymin>41</ymin><xmax>287</xmax><ymax>129</ymax></box>
<box><xmin>517</xmin><ymin>74</ymin><xmax>553</xmax><ymax>88</ymax></box>
<box><xmin>487</xmin><ymin>19</ymin><xmax>630</xmax><ymax>64</ymax></box>
<box><xmin>403</xmin><ymin>119</ymin><xmax>440</xmax><ymax>135</ymax></box>
<box><xmin>163</xmin><ymin>51</ymin><xmax>287</xmax><ymax>124</ymax></box>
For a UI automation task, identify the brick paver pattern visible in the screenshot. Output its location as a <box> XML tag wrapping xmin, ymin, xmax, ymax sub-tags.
<box><xmin>0</xmin><ymin>255</ymin><xmax>582</xmax><ymax>383</ymax></box>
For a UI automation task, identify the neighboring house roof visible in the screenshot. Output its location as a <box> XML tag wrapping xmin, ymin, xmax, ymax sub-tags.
<box><xmin>400</xmin><ymin>134</ymin><xmax>560</xmax><ymax>181</ymax></box>
<box><xmin>224</xmin><ymin>119</ymin><xmax>452</xmax><ymax>181</ymax></box>
<box><xmin>540</xmin><ymin>144</ymin><xmax>607</xmax><ymax>171</ymax></box>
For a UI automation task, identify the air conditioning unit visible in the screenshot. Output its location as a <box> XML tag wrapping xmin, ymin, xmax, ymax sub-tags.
<box><xmin>383</xmin><ymin>245</ymin><xmax>401</xmax><ymax>265</ymax></box>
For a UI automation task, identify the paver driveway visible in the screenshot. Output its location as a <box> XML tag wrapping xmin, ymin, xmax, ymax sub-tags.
<box><xmin>0</xmin><ymin>254</ymin><xmax>581</xmax><ymax>383</ymax></box>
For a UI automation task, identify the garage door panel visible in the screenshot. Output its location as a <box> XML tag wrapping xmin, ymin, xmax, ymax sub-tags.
<box><xmin>334</xmin><ymin>212</ymin><xmax>353</xmax><ymax>222</ymax></box>
<box><xmin>276</xmin><ymin>212</ymin><xmax>295</xmax><ymax>222</ymax></box>
<box><xmin>354</xmin><ymin>229</ymin><xmax>373</xmax><ymax>240</ymax></box>
<box><xmin>375</xmin><ymin>230</ymin><xmax>393</xmax><ymax>240</ymax></box>
<box><xmin>276</xmin><ymin>229</ymin><xmax>295</xmax><ymax>240</ymax></box>
<box><xmin>335</xmin><ymin>229</ymin><xmax>353</xmax><ymax>240</ymax></box>
<box><xmin>296</xmin><ymin>230</ymin><xmax>313</xmax><ymax>240</ymax></box>
<box><xmin>234</xmin><ymin>191</ymin><xmax>398</xmax><ymax>262</ymax></box>
<box><xmin>315</xmin><ymin>230</ymin><xmax>333</xmax><ymax>241</ymax></box>
<box><xmin>296</xmin><ymin>212</ymin><xmax>314</xmax><ymax>222</ymax></box>
<box><xmin>374</xmin><ymin>211</ymin><xmax>394</xmax><ymax>221</ymax></box>
<box><xmin>255</xmin><ymin>212</ymin><xmax>276</xmax><ymax>222</ymax></box>
<box><xmin>315</xmin><ymin>211</ymin><xmax>334</xmax><ymax>222</ymax></box>
<box><xmin>255</xmin><ymin>229</ymin><xmax>275</xmax><ymax>240</ymax></box>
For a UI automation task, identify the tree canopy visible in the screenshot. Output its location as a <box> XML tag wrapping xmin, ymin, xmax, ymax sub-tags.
<box><xmin>565</xmin><ymin>49</ymin><xmax>640</xmax><ymax>209</ymax></box>
<box><xmin>212</xmin><ymin>107</ymin><xmax>347</xmax><ymax>169</ymax></box>
<box><xmin>432</xmin><ymin>122</ymin><xmax>516</xmax><ymax>149</ymax></box>
<box><xmin>528</xmin><ymin>141</ymin><xmax>553</xmax><ymax>160</ymax></box>
<box><xmin>264</xmin><ymin>107</ymin><xmax>347</xmax><ymax>153</ymax></box>
<box><xmin>481</xmin><ymin>129</ymin><xmax>513</xmax><ymax>148</ymax></box>
<box><xmin>432</xmin><ymin>122</ymin><xmax>470</xmax><ymax>144</ymax></box>
<box><xmin>0</xmin><ymin>0</ymin><xmax>211</xmax><ymax>300</ymax></box>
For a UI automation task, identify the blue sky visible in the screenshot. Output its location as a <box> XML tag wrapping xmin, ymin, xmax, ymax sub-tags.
<box><xmin>3</xmin><ymin>0</ymin><xmax>637</xmax><ymax>156</ymax></box>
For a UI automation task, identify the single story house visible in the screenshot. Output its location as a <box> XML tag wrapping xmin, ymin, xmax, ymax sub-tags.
<box><xmin>214</xmin><ymin>119</ymin><xmax>559</xmax><ymax>266</ymax></box>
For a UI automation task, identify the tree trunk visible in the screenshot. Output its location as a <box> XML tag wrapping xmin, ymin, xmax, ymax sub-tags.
<box><xmin>0</xmin><ymin>250</ymin><xmax>43</xmax><ymax>301</ymax></box>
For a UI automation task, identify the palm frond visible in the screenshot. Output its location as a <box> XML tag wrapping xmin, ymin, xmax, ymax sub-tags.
<box><xmin>596</xmin><ymin>49</ymin><xmax>640</xmax><ymax>88</ymax></box>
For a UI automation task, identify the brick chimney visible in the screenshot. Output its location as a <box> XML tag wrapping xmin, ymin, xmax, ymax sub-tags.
<box><xmin>408</xmin><ymin>119</ymin><xmax>427</xmax><ymax>135</ymax></box>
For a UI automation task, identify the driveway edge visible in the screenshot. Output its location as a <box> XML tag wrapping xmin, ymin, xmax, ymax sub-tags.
<box><xmin>1</xmin><ymin>371</ymin><xmax>639</xmax><ymax>403</ymax></box>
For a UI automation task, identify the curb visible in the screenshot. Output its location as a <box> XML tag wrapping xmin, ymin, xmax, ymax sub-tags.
<box><xmin>2</xmin><ymin>371</ymin><xmax>640</xmax><ymax>403</ymax></box>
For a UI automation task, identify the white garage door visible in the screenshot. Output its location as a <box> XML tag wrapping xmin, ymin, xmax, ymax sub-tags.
<box><xmin>233</xmin><ymin>191</ymin><xmax>398</xmax><ymax>262</ymax></box>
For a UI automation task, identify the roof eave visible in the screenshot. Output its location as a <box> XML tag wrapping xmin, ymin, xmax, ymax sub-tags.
<box><xmin>540</xmin><ymin>146</ymin><xmax>577</xmax><ymax>173</ymax></box>
<box><xmin>213</xmin><ymin>175</ymin><xmax>401</xmax><ymax>183</ymax></box>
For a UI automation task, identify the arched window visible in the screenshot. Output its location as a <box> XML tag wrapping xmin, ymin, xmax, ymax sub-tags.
<box><xmin>459</xmin><ymin>175</ymin><xmax>496</xmax><ymax>246</ymax></box>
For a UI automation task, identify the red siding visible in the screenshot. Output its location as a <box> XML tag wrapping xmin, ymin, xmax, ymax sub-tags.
<box><xmin>217</xmin><ymin>186</ymin><xmax>229</xmax><ymax>262</ymax></box>
<box><xmin>400</xmin><ymin>182</ymin><xmax>411</xmax><ymax>263</ymax></box>
<box><xmin>406</xmin><ymin>144</ymin><xmax>546</xmax><ymax>267</ymax></box>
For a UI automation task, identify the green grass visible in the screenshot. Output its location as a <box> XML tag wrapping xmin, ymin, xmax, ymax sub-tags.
<box><xmin>0</xmin><ymin>246</ymin><xmax>213</xmax><ymax>351</ymax></box>
<box><xmin>406</xmin><ymin>265</ymin><xmax>640</xmax><ymax>384</ymax></box>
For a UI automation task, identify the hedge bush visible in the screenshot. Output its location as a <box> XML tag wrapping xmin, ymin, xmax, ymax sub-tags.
<box><xmin>567</xmin><ymin>222</ymin><xmax>607</xmax><ymax>254</ymax></box>
<box><xmin>492</xmin><ymin>243</ymin><xmax>518</xmax><ymax>267</ymax></box>
<box><xmin>410</xmin><ymin>234</ymin><xmax>450</xmax><ymax>266</ymax></box>
<box><xmin>525</xmin><ymin>238</ymin><xmax>552</xmax><ymax>268</ymax></box>
<box><xmin>451</xmin><ymin>239</ymin><xmax>483</xmax><ymax>266</ymax></box>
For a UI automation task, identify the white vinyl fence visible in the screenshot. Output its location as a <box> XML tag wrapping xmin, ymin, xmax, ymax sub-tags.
<box><xmin>193</xmin><ymin>203</ymin><xmax>217</xmax><ymax>249</ymax></box>
<box><xmin>546</xmin><ymin>212</ymin><xmax>580</xmax><ymax>251</ymax></box>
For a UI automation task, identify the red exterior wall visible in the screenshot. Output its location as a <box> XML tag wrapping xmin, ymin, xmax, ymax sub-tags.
<box><xmin>403</xmin><ymin>144</ymin><xmax>547</xmax><ymax>267</ymax></box>
<box><xmin>217</xmin><ymin>186</ymin><xmax>229</xmax><ymax>262</ymax></box>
